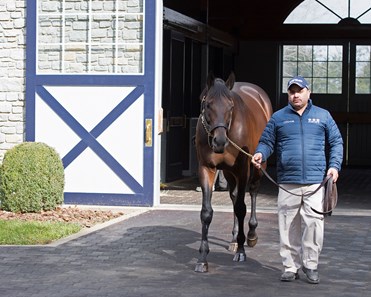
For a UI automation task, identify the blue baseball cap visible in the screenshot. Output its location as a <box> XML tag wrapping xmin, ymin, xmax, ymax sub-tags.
<box><xmin>287</xmin><ymin>76</ymin><xmax>309</xmax><ymax>90</ymax></box>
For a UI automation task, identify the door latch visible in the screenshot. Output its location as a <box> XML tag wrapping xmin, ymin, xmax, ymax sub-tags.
<box><xmin>145</xmin><ymin>118</ymin><xmax>152</xmax><ymax>147</ymax></box>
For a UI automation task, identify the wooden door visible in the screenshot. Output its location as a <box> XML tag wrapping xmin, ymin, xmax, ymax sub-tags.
<box><xmin>26</xmin><ymin>0</ymin><xmax>158</xmax><ymax>206</ymax></box>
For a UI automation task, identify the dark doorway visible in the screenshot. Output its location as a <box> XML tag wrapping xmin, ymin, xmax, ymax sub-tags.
<box><xmin>161</xmin><ymin>30</ymin><xmax>204</xmax><ymax>182</ymax></box>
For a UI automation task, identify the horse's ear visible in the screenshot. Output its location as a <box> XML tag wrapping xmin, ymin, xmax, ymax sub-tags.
<box><xmin>206</xmin><ymin>71</ymin><xmax>215</xmax><ymax>89</ymax></box>
<box><xmin>225</xmin><ymin>72</ymin><xmax>235</xmax><ymax>90</ymax></box>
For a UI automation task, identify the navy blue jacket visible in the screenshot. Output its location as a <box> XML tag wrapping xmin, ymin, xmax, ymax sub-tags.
<box><xmin>255</xmin><ymin>99</ymin><xmax>343</xmax><ymax>184</ymax></box>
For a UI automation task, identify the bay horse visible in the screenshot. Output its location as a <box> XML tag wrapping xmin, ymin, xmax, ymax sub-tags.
<box><xmin>194</xmin><ymin>72</ymin><xmax>272</xmax><ymax>273</ymax></box>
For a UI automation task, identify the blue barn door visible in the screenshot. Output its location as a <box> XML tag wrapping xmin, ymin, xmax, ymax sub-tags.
<box><xmin>26</xmin><ymin>0</ymin><xmax>159</xmax><ymax>206</ymax></box>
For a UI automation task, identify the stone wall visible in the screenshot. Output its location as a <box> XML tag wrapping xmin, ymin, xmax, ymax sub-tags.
<box><xmin>0</xmin><ymin>0</ymin><xmax>143</xmax><ymax>161</ymax></box>
<box><xmin>38</xmin><ymin>0</ymin><xmax>144</xmax><ymax>74</ymax></box>
<box><xmin>0</xmin><ymin>0</ymin><xmax>26</xmax><ymax>161</ymax></box>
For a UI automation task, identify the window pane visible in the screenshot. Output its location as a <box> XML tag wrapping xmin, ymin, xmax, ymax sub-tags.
<box><xmin>355</xmin><ymin>46</ymin><xmax>371</xmax><ymax>94</ymax></box>
<box><xmin>359</xmin><ymin>11</ymin><xmax>371</xmax><ymax>24</ymax></box>
<box><xmin>350</xmin><ymin>0</ymin><xmax>371</xmax><ymax>18</ymax></box>
<box><xmin>356</xmin><ymin>46</ymin><xmax>371</xmax><ymax>61</ymax></box>
<box><xmin>328</xmin><ymin>46</ymin><xmax>343</xmax><ymax>61</ymax></box>
<box><xmin>284</xmin><ymin>0</ymin><xmax>341</xmax><ymax>24</ymax></box>
<box><xmin>37</xmin><ymin>0</ymin><xmax>144</xmax><ymax>74</ymax></box>
<box><xmin>298</xmin><ymin>62</ymin><xmax>312</xmax><ymax>77</ymax></box>
<box><xmin>283</xmin><ymin>46</ymin><xmax>298</xmax><ymax>61</ymax></box>
<box><xmin>91</xmin><ymin>15</ymin><xmax>116</xmax><ymax>44</ymax></box>
<box><xmin>65</xmin><ymin>15</ymin><xmax>89</xmax><ymax>43</ymax></box>
<box><xmin>284</xmin><ymin>0</ymin><xmax>371</xmax><ymax>24</ymax></box>
<box><xmin>282</xmin><ymin>45</ymin><xmax>343</xmax><ymax>94</ymax></box>
<box><xmin>38</xmin><ymin>0</ymin><xmax>62</xmax><ymax>13</ymax></box>
<box><xmin>356</xmin><ymin>78</ymin><xmax>371</xmax><ymax>94</ymax></box>
<box><xmin>328</xmin><ymin>78</ymin><xmax>342</xmax><ymax>94</ymax></box>
<box><xmin>39</xmin><ymin>16</ymin><xmax>62</xmax><ymax>44</ymax></box>
<box><xmin>117</xmin><ymin>44</ymin><xmax>143</xmax><ymax>73</ymax></box>
<box><xmin>283</xmin><ymin>62</ymin><xmax>297</xmax><ymax>77</ymax></box>
<box><xmin>118</xmin><ymin>15</ymin><xmax>144</xmax><ymax>43</ymax></box>
<box><xmin>91</xmin><ymin>0</ymin><xmax>116</xmax><ymax>12</ymax></box>
<box><xmin>313</xmin><ymin>46</ymin><xmax>327</xmax><ymax>61</ymax></box>
<box><xmin>356</xmin><ymin>62</ymin><xmax>370</xmax><ymax>77</ymax></box>
<box><xmin>313</xmin><ymin>62</ymin><xmax>327</xmax><ymax>77</ymax></box>
<box><xmin>328</xmin><ymin>61</ymin><xmax>342</xmax><ymax>77</ymax></box>
<box><xmin>64</xmin><ymin>45</ymin><xmax>88</xmax><ymax>73</ymax></box>
<box><xmin>38</xmin><ymin>45</ymin><xmax>62</xmax><ymax>73</ymax></box>
<box><xmin>64</xmin><ymin>0</ymin><xmax>89</xmax><ymax>12</ymax></box>
<box><xmin>298</xmin><ymin>46</ymin><xmax>312</xmax><ymax>61</ymax></box>
<box><xmin>118</xmin><ymin>0</ymin><xmax>144</xmax><ymax>13</ymax></box>
<box><xmin>91</xmin><ymin>46</ymin><xmax>115</xmax><ymax>73</ymax></box>
<box><xmin>312</xmin><ymin>78</ymin><xmax>327</xmax><ymax>93</ymax></box>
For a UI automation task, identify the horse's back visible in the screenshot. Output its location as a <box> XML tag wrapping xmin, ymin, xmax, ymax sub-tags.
<box><xmin>231</xmin><ymin>82</ymin><xmax>272</xmax><ymax>151</ymax></box>
<box><xmin>232</xmin><ymin>82</ymin><xmax>273</xmax><ymax>122</ymax></box>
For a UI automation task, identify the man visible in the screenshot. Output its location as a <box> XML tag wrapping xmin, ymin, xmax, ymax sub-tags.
<box><xmin>251</xmin><ymin>76</ymin><xmax>343</xmax><ymax>284</ymax></box>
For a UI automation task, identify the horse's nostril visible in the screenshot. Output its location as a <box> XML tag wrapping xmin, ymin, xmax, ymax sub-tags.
<box><xmin>212</xmin><ymin>134</ymin><xmax>228</xmax><ymax>153</ymax></box>
<box><xmin>212</xmin><ymin>143</ymin><xmax>225</xmax><ymax>154</ymax></box>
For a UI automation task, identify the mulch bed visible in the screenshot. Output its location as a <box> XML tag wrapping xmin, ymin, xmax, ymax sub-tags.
<box><xmin>0</xmin><ymin>206</ymin><xmax>125</xmax><ymax>228</ymax></box>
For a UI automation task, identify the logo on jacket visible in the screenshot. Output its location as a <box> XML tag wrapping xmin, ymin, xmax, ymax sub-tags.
<box><xmin>308</xmin><ymin>118</ymin><xmax>320</xmax><ymax>124</ymax></box>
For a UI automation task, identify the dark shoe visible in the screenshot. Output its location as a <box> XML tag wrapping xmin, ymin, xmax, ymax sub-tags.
<box><xmin>302</xmin><ymin>266</ymin><xmax>320</xmax><ymax>284</ymax></box>
<box><xmin>214</xmin><ymin>186</ymin><xmax>228</xmax><ymax>191</ymax></box>
<box><xmin>280</xmin><ymin>271</ymin><xmax>299</xmax><ymax>282</ymax></box>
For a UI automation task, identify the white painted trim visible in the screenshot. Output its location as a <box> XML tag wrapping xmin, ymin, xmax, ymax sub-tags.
<box><xmin>153</xmin><ymin>0</ymin><xmax>163</xmax><ymax>206</ymax></box>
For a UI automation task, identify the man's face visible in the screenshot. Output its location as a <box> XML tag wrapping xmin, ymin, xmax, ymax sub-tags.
<box><xmin>287</xmin><ymin>84</ymin><xmax>311</xmax><ymax>111</ymax></box>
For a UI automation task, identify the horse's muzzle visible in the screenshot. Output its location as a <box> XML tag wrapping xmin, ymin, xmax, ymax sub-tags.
<box><xmin>211</xmin><ymin>127</ymin><xmax>229</xmax><ymax>153</ymax></box>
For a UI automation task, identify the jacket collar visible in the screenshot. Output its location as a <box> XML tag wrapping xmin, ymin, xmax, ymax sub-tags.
<box><xmin>288</xmin><ymin>99</ymin><xmax>313</xmax><ymax>114</ymax></box>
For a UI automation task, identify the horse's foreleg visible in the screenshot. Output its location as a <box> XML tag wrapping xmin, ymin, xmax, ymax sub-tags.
<box><xmin>247</xmin><ymin>167</ymin><xmax>261</xmax><ymax>247</ymax></box>
<box><xmin>195</xmin><ymin>167</ymin><xmax>216</xmax><ymax>273</ymax></box>
<box><xmin>195</xmin><ymin>208</ymin><xmax>213</xmax><ymax>273</ymax></box>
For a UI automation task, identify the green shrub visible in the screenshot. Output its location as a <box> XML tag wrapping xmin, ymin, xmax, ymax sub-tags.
<box><xmin>0</xmin><ymin>142</ymin><xmax>65</xmax><ymax>213</ymax></box>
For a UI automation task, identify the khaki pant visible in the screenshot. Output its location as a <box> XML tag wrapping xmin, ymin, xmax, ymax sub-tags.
<box><xmin>278</xmin><ymin>184</ymin><xmax>324</xmax><ymax>273</ymax></box>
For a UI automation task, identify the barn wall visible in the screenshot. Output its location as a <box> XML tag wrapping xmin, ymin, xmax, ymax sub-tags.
<box><xmin>0</xmin><ymin>0</ymin><xmax>26</xmax><ymax>161</ymax></box>
<box><xmin>235</xmin><ymin>40</ymin><xmax>280</xmax><ymax>109</ymax></box>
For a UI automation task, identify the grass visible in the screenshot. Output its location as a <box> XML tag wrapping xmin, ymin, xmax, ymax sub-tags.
<box><xmin>0</xmin><ymin>220</ymin><xmax>82</xmax><ymax>245</ymax></box>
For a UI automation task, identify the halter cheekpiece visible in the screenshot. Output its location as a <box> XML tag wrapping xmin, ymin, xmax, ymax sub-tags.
<box><xmin>200</xmin><ymin>95</ymin><xmax>233</xmax><ymax>148</ymax></box>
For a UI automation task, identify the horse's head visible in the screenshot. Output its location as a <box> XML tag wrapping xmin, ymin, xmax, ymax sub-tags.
<box><xmin>200</xmin><ymin>72</ymin><xmax>235</xmax><ymax>153</ymax></box>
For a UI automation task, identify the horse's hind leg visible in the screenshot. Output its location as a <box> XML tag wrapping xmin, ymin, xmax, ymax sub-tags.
<box><xmin>246</xmin><ymin>166</ymin><xmax>262</xmax><ymax>247</ymax></box>
<box><xmin>228</xmin><ymin>215</ymin><xmax>239</xmax><ymax>253</ymax></box>
<box><xmin>195</xmin><ymin>166</ymin><xmax>216</xmax><ymax>273</ymax></box>
<box><xmin>225</xmin><ymin>171</ymin><xmax>247</xmax><ymax>261</ymax></box>
<box><xmin>232</xmin><ymin>180</ymin><xmax>247</xmax><ymax>262</ymax></box>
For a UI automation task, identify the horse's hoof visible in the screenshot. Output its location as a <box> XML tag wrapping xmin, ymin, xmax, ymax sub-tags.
<box><xmin>195</xmin><ymin>262</ymin><xmax>208</xmax><ymax>273</ymax></box>
<box><xmin>233</xmin><ymin>252</ymin><xmax>246</xmax><ymax>262</ymax></box>
<box><xmin>228</xmin><ymin>242</ymin><xmax>238</xmax><ymax>253</ymax></box>
<box><xmin>247</xmin><ymin>236</ymin><xmax>258</xmax><ymax>247</ymax></box>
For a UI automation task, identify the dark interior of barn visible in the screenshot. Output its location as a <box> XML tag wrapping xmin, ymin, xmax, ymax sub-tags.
<box><xmin>160</xmin><ymin>0</ymin><xmax>371</xmax><ymax>182</ymax></box>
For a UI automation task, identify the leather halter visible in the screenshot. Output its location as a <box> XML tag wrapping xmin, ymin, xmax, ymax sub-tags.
<box><xmin>200</xmin><ymin>96</ymin><xmax>233</xmax><ymax>137</ymax></box>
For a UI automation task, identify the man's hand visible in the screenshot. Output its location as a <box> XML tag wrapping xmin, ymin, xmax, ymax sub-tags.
<box><xmin>327</xmin><ymin>167</ymin><xmax>339</xmax><ymax>183</ymax></box>
<box><xmin>252</xmin><ymin>153</ymin><xmax>263</xmax><ymax>169</ymax></box>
